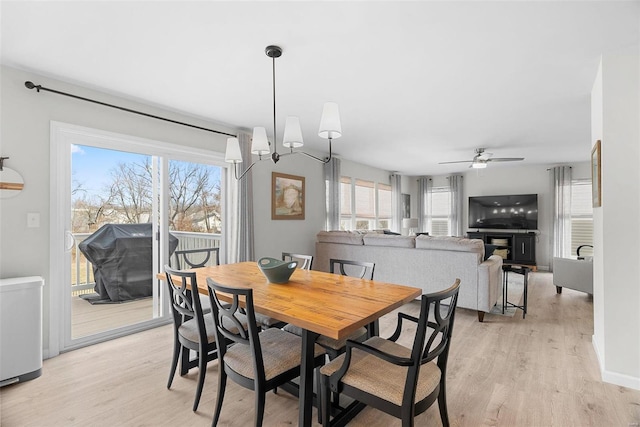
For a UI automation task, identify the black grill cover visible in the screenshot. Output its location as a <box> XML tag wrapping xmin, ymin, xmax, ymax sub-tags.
<box><xmin>79</xmin><ymin>224</ymin><xmax>178</xmax><ymax>302</ymax></box>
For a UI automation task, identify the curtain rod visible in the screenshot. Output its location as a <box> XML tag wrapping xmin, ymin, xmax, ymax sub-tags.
<box><xmin>24</xmin><ymin>81</ymin><xmax>237</xmax><ymax>138</ymax></box>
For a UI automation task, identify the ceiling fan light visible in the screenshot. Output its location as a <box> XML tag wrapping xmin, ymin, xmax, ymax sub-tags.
<box><xmin>318</xmin><ymin>102</ymin><xmax>342</xmax><ymax>140</ymax></box>
<box><xmin>282</xmin><ymin>116</ymin><xmax>304</xmax><ymax>148</ymax></box>
<box><xmin>251</xmin><ymin>127</ymin><xmax>270</xmax><ymax>155</ymax></box>
<box><xmin>224</xmin><ymin>138</ymin><xmax>243</xmax><ymax>164</ymax></box>
<box><xmin>472</xmin><ymin>161</ymin><xmax>487</xmax><ymax>169</ymax></box>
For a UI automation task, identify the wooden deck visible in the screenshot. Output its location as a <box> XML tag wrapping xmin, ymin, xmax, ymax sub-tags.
<box><xmin>71</xmin><ymin>295</ymin><xmax>155</xmax><ymax>338</ymax></box>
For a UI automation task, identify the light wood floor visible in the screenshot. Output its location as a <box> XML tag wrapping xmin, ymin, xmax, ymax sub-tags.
<box><xmin>2</xmin><ymin>272</ymin><xmax>639</xmax><ymax>426</ymax></box>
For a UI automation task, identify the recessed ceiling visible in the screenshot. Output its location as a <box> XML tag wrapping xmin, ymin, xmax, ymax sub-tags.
<box><xmin>1</xmin><ymin>1</ymin><xmax>638</xmax><ymax>175</ymax></box>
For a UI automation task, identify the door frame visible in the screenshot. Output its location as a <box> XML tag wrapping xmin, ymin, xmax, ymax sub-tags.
<box><xmin>49</xmin><ymin>121</ymin><xmax>227</xmax><ymax>356</ymax></box>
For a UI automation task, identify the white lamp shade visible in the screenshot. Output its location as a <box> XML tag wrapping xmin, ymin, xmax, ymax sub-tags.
<box><xmin>318</xmin><ymin>102</ymin><xmax>342</xmax><ymax>140</ymax></box>
<box><xmin>251</xmin><ymin>127</ymin><xmax>271</xmax><ymax>155</ymax></box>
<box><xmin>402</xmin><ymin>218</ymin><xmax>419</xmax><ymax>228</ymax></box>
<box><xmin>282</xmin><ymin>116</ymin><xmax>304</xmax><ymax>148</ymax></box>
<box><xmin>224</xmin><ymin>138</ymin><xmax>243</xmax><ymax>164</ymax></box>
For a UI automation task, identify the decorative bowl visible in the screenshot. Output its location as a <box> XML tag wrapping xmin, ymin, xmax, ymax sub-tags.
<box><xmin>257</xmin><ymin>257</ymin><xmax>298</xmax><ymax>284</ymax></box>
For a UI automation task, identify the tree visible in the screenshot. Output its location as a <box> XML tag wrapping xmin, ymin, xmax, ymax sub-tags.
<box><xmin>168</xmin><ymin>161</ymin><xmax>221</xmax><ymax>232</ymax></box>
<box><xmin>72</xmin><ymin>158</ymin><xmax>221</xmax><ymax>233</ymax></box>
<box><xmin>108</xmin><ymin>160</ymin><xmax>153</xmax><ymax>223</ymax></box>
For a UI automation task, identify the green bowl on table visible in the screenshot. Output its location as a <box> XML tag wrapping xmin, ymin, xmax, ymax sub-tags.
<box><xmin>257</xmin><ymin>257</ymin><xmax>298</xmax><ymax>283</ymax></box>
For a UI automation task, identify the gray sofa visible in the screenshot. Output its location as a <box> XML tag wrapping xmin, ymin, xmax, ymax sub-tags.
<box><xmin>314</xmin><ymin>231</ymin><xmax>503</xmax><ymax>322</ymax></box>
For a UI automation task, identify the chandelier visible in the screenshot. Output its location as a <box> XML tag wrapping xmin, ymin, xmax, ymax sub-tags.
<box><xmin>224</xmin><ymin>45</ymin><xmax>342</xmax><ymax>179</ymax></box>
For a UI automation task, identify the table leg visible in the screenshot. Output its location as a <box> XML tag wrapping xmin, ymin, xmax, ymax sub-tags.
<box><xmin>522</xmin><ymin>269</ymin><xmax>528</xmax><ymax>318</ymax></box>
<box><xmin>502</xmin><ymin>269</ymin><xmax>508</xmax><ymax>314</ymax></box>
<box><xmin>300</xmin><ymin>329</ymin><xmax>319</xmax><ymax>427</ymax></box>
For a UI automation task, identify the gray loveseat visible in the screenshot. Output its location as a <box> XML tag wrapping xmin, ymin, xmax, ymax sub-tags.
<box><xmin>314</xmin><ymin>231</ymin><xmax>503</xmax><ymax>322</ymax></box>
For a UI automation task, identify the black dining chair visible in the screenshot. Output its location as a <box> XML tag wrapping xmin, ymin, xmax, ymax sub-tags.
<box><xmin>164</xmin><ymin>265</ymin><xmax>246</xmax><ymax>412</ymax></box>
<box><xmin>173</xmin><ymin>247</ymin><xmax>220</xmax><ymax>269</ymax></box>
<box><xmin>206</xmin><ymin>277</ymin><xmax>326</xmax><ymax>427</ymax></box>
<box><xmin>281</xmin><ymin>252</ymin><xmax>314</xmax><ymax>270</ymax></box>
<box><xmin>320</xmin><ymin>279</ymin><xmax>461</xmax><ymax>427</ymax></box>
<box><xmin>329</xmin><ymin>258</ymin><xmax>375</xmax><ymax>280</ymax></box>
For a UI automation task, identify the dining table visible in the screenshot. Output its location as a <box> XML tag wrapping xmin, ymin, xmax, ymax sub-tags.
<box><xmin>160</xmin><ymin>261</ymin><xmax>422</xmax><ymax>427</ymax></box>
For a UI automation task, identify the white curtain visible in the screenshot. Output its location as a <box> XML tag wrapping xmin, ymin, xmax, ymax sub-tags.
<box><xmin>417</xmin><ymin>176</ymin><xmax>432</xmax><ymax>233</ymax></box>
<box><xmin>551</xmin><ymin>165</ymin><xmax>572</xmax><ymax>267</ymax></box>
<box><xmin>228</xmin><ymin>132</ymin><xmax>254</xmax><ymax>263</ymax></box>
<box><xmin>448</xmin><ymin>175</ymin><xmax>464</xmax><ymax>237</ymax></box>
<box><xmin>324</xmin><ymin>157</ymin><xmax>341</xmax><ymax>231</ymax></box>
<box><xmin>390</xmin><ymin>174</ymin><xmax>403</xmax><ymax>233</ymax></box>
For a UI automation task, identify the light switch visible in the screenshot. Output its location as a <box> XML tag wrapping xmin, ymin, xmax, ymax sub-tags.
<box><xmin>27</xmin><ymin>212</ymin><xmax>40</xmax><ymax>228</ymax></box>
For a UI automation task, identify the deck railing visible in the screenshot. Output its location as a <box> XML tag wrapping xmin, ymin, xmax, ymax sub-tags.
<box><xmin>71</xmin><ymin>231</ymin><xmax>222</xmax><ymax>296</ymax></box>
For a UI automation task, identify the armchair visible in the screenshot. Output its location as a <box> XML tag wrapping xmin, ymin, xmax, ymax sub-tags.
<box><xmin>552</xmin><ymin>256</ymin><xmax>593</xmax><ymax>295</ymax></box>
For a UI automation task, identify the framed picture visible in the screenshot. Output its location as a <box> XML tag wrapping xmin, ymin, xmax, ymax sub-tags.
<box><xmin>591</xmin><ymin>140</ymin><xmax>601</xmax><ymax>208</ymax></box>
<box><xmin>272</xmin><ymin>172</ymin><xmax>305</xmax><ymax>220</ymax></box>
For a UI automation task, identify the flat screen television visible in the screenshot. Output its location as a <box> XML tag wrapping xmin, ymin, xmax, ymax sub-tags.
<box><xmin>468</xmin><ymin>194</ymin><xmax>538</xmax><ymax>230</ymax></box>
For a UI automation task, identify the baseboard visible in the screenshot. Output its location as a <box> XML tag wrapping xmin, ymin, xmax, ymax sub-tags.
<box><xmin>602</xmin><ymin>370</ymin><xmax>640</xmax><ymax>391</ymax></box>
<box><xmin>593</xmin><ymin>335</ymin><xmax>640</xmax><ymax>390</ymax></box>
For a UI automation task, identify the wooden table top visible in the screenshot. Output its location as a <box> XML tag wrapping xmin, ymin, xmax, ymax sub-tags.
<box><xmin>160</xmin><ymin>262</ymin><xmax>421</xmax><ymax>341</ymax></box>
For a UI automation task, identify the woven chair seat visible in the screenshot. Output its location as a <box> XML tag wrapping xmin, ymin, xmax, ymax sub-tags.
<box><xmin>178</xmin><ymin>313</ymin><xmax>247</xmax><ymax>344</ymax></box>
<box><xmin>224</xmin><ymin>328</ymin><xmax>325</xmax><ymax>381</ymax></box>
<box><xmin>320</xmin><ymin>336</ymin><xmax>441</xmax><ymax>406</ymax></box>
<box><xmin>283</xmin><ymin>324</ymin><xmax>368</xmax><ymax>351</ymax></box>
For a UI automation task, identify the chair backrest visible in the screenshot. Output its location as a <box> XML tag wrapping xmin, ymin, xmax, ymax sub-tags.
<box><xmin>164</xmin><ymin>265</ymin><xmax>207</xmax><ymax>341</ymax></box>
<box><xmin>329</xmin><ymin>258</ymin><xmax>375</xmax><ymax>280</ymax></box>
<box><xmin>173</xmin><ymin>247</ymin><xmax>220</xmax><ymax>269</ymax></box>
<box><xmin>282</xmin><ymin>252</ymin><xmax>313</xmax><ymax>270</ymax></box>
<box><xmin>206</xmin><ymin>278</ymin><xmax>266</xmax><ymax>381</ymax></box>
<box><xmin>400</xmin><ymin>279</ymin><xmax>461</xmax><ymax>407</ymax></box>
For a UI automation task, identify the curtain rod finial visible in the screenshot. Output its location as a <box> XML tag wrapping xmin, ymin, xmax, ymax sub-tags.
<box><xmin>24</xmin><ymin>81</ymin><xmax>41</xmax><ymax>92</ymax></box>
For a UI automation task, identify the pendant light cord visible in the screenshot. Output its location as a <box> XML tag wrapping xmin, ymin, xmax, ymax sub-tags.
<box><xmin>272</xmin><ymin>55</ymin><xmax>278</xmax><ymax>154</ymax></box>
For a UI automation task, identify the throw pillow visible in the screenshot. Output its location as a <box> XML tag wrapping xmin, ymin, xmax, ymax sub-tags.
<box><xmin>382</xmin><ymin>229</ymin><xmax>401</xmax><ymax>235</ymax></box>
<box><xmin>484</xmin><ymin>244</ymin><xmax>498</xmax><ymax>261</ymax></box>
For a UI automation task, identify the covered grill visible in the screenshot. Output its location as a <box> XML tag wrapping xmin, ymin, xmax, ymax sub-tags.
<box><xmin>79</xmin><ymin>224</ymin><xmax>178</xmax><ymax>302</ymax></box>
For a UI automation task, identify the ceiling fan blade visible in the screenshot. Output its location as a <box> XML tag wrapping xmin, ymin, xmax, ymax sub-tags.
<box><xmin>438</xmin><ymin>160</ymin><xmax>473</xmax><ymax>164</ymax></box>
<box><xmin>487</xmin><ymin>157</ymin><xmax>524</xmax><ymax>162</ymax></box>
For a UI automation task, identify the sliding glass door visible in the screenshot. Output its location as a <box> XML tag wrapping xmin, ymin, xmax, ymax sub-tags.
<box><xmin>51</xmin><ymin>122</ymin><xmax>225</xmax><ymax>353</ymax></box>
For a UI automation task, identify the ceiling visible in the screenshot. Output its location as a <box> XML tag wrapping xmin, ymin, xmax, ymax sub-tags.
<box><xmin>1</xmin><ymin>1</ymin><xmax>638</xmax><ymax>175</ymax></box>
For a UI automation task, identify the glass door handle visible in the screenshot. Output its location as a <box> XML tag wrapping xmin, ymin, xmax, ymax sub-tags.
<box><xmin>65</xmin><ymin>230</ymin><xmax>75</xmax><ymax>252</ymax></box>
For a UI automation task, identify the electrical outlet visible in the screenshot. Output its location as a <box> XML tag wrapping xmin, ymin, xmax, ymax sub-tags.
<box><xmin>27</xmin><ymin>212</ymin><xmax>40</xmax><ymax>228</ymax></box>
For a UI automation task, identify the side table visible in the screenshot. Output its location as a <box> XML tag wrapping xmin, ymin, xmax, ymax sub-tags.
<box><xmin>502</xmin><ymin>264</ymin><xmax>530</xmax><ymax>318</ymax></box>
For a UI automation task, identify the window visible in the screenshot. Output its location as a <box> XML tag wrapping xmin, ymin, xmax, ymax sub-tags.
<box><xmin>377</xmin><ymin>183</ymin><xmax>392</xmax><ymax>229</ymax></box>
<box><xmin>429</xmin><ymin>187</ymin><xmax>451</xmax><ymax>236</ymax></box>
<box><xmin>570</xmin><ymin>180</ymin><xmax>593</xmax><ymax>256</ymax></box>
<box><xmin>340</xmin><ymin>177</ymin><xmax>392</xmax><ymax>230</ymax></box>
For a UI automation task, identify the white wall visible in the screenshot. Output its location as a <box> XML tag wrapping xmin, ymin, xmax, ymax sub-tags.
<box><xmin>592</xmin><ymin>50</ymin><xmax>640</xmax><ymax>389</ymax></box>
<box><xmin>250</xmin><ymin>155</ymin><xmax>325</xmax><ymax>261</ymax></box>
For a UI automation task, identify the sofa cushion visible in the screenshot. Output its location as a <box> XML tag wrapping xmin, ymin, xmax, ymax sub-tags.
<box><xmin>415</xmin><ymin>235</ymin><xmax>484</xmax><ymax>254</ymax></box>
<box><xmin>363</xmin><ymin>234</ymin><xmax>416</xmax><ymax>248</ymax></box>
<box><xmin>316</xmin><ymin>231</ymin><xmax>364</xmax><ymax>245</ymax></box>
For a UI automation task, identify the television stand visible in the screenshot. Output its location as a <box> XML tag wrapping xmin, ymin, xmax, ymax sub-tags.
<box><xmin>467</xmin><ymin>231</ymin><xmax>536</xmax><ymax>268</ymax></box>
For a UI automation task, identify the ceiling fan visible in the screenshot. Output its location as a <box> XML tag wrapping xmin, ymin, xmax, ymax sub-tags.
<box><xmin>439</xmin><ymin>148</ymin><xmax>524</xmax><ymax>169</ymax></box>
